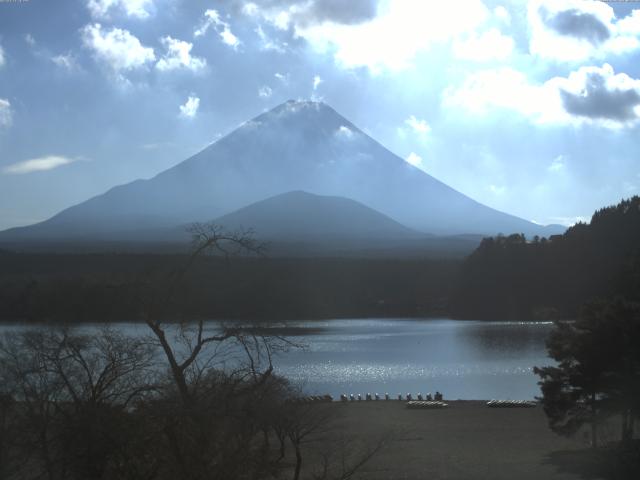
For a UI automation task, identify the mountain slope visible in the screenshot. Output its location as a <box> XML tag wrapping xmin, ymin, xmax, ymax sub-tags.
<box><xmin>212</xmin><ymin>190</ymin><xmax>422</xmax><ymax>241</ymax></box>
<box><xmin>0</xmin><ymin>100</ymin><xmax>564</xmax><ymax>245</ymax></box>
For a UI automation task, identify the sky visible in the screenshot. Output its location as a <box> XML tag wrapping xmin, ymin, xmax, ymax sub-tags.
<box><xmin>1</xmin><ymin>0</ymin><xmax>640</xmax><ymax>230</ymax></box>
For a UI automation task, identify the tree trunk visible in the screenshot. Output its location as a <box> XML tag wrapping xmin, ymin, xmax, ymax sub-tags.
<box><xmin>591</xmin><ymin>392</ymin><xmax>597</xmax><ymax>448</ymax></box>
<box><xmin>621</xmin><ymin>409</ymin><xmax>634</xmax><ymax>443</ymax></box>
<box><xmin>293</xmin><ymin>444</ymin><xmax>302</xmax><ymax>480</ymax></box>
<box><xmin>147</xmin><ymin>321</ymin><xmax>191</xmax><ymax>404</ymax></box>
<box><xmin>276</xmin><ymin>432</ymin><xmax>286</xmax><ymax>461</ymax></box>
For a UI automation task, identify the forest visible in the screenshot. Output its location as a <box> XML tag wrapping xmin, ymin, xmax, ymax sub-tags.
<box><xmin>1</xmin><ymin>196</ymin><xmax>639</xmax><ymax>324</ymax></box>
<box><xmin>0</xmin><ymin>253</ymin><xmax>457</xmax><ymax>323</ymax></box>
<box><xmin>451</xmin><ymin>196</ymin><xmax>640</xmax><ymax>320</ymax></box>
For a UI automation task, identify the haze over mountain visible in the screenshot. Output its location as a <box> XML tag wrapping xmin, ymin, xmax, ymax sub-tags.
<box><xmin>0</xmin><ymin>100</ymin><xmax>564</xmax><ymax>250</ymax></box>
<box><xmin>214</xmin><ymin>191</ymin><xmax>422</xmax><ymax>241</ymax></box>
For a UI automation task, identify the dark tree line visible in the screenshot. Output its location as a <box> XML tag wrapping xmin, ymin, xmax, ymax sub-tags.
<box><xmin>452</xmin><ymin>196</ymin><xmax>640</xmax><ymax>320</ymax></box>
<box><xmin>0</xmin><ymin>255</ymin><xmax>457</xmax><ymax>323</ymax></box>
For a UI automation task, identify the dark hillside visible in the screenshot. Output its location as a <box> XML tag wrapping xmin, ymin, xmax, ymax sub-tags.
<box><xmin>451</xmin><ymin>196</ymin><xmax>640</xmax><ymax>319</ymax></box>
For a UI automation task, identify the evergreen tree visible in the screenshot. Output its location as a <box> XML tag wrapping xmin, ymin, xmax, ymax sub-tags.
<box><xmin>535</xmin><ymin>299</ymin><xmax>640</xmax><ymax>446</ymax></box>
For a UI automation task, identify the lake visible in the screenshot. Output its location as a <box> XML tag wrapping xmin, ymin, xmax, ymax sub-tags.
<box><xmin>270</xmin><ymin>319</ymin><xmax>553</xmax><ymax>400</ymax></box>
<box><xmin>0</xmin><ymin>318</ymin><xmax>554</xmax><ymax>400</ymax></box>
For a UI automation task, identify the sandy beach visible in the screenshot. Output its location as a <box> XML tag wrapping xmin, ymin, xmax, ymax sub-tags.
<box><xmin>312</xmin><ymin>400</ymin><xmax>597</xmax><ymax>480</ymax></box>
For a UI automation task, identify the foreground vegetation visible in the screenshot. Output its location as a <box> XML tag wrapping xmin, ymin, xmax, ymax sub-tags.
<box><xmin>0</xmin><ymin>326</ymin><xmax>387</xmax><ymax>480</ymax></box>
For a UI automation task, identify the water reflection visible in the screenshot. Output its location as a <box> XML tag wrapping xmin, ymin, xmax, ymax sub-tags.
<box><xmin>269</xmin><ymin>319</ymin><xmax>553</xmax><ymax>400</ymax></box>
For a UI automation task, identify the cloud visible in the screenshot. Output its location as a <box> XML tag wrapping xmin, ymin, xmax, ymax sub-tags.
<box><xmin>274</xmin><ymin>72</ymin><xmax>289</xmax><ymax>84</ymax></box>
<box><xmin>494</xmin><ymin>6</ymin><xmax>511</xmax><ymax>25</ymax></box>
<box><xmin>240</xmin><ymin>0</ymin><xmax>378</xmax><ymax>28</ymax></box>
<box><xmin>528</xmin><ymin>0</ymin><xmax>640</xmax><ymax>61</ymax></box>
<box><xmin>87</xmin><ymin>0</ymin><xmax>154</xmax><ymax>19</ymax></box>
<box><xmin>453</xmin><ymin>28</ymin><xmax>514</xmax><ymax>62</ymax></box>
<box><xmin>242</xmin><ymin>0</ymin><xmax>496</xmax><ymax>71</ymax></box>
<box><xmin>156</xmin><ymin>36</ymin><xmax>206</xmax><ymax>72</ymax></box>
<box><xmin>0</xmin><ymin>99</ymin><xmax>11</xmax><ymax>128</ymax></box>
<box><xmin>443</xmin><ymin>67</ymin><xmax>554</xmax><ymax>118</ymax></box>
<box><xmin>179</xmin><ymin>95</ymin><xmax>200</xmax><ymax>118</ymax></box>
<box><xmin>542</xmin><ymin>7</ymin><xmax>610</xmax><ymax>45</ymax></box>
<box><xmin>52</xmin><ymin>53</ymin><xmax>80</xmax><ymax>71</ymax></box>
<box><xmin>559</xmin><ymin>64</ymin><xmax>640</xmax><ymax>123</ymax></box>
<box><xmin>82</xmin><ymin>24</ymin><xmax>155</xmax><ymax>71</ymax></box>
<box><xmin>288</xmin><ymin>0</ymin><xmax>491</xmax><ymax>72</ymax></box>
<box><xmin>443</xmin><ymin>63</ymin><xmax>640</xmax><ymax>129</ymax></box>
<box><xmin>405</xmin><ymin>152</ymin><xmax>423</xmax><ymax>167</ymax></box>
<box><xmin>0</xmin><ymin>45</ymin><xmax>5</xmax><ymax>68</ymax></box>
<box><xmin>24</xmin><ymin>34</ymin><xmax>36</xmax><ymax>46</ymax></box>
<box><xmin>312</xmin><ymin>74</ymin><xmax>322</xmax><ymax>90</ymax></box>
<box><xmin>195</xmin><ymin>9</ymin><xmax>241</xmax><ymax>49</ymax></box>
<box><xmin>404</xmin><ymin>115</ymin><xmax>431</xmax><ymax>135</ymax></box>
<box><xmin>548</xmin><ymin>155</ymin><xmax>565</xmax><ymax>173</ymax></box>
<box><xmin>258</xmin><ymin>85</ymin><xmax>273</xmax><ymax>98</ymax></box>
<box><xmin>335</xmin><ymin>125</ymin><xmax>354</xmax><ymax>139</ymax></box>
<box><xmin>255</xmin><ymin>25</ymin><xmax>288</xmax><ymax>52</ymax></box>
<box><xmin>3</xmin><ymin>156</ymin><xmax>76</xmax><ymax>175</ymax></box>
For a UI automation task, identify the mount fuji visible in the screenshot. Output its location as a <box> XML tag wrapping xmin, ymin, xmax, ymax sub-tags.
<box><xmin>0</xmin><ymin>100</ymin><xmax>563</xmax><ymax>252</ymax></box>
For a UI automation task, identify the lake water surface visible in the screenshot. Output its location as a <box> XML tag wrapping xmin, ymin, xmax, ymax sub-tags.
<box><xmin>0</xmin><ymin>319</ymin><xmax>554</xmax><ymax>400</ymax></box>
<box><xmin>271</xmin><ymin>319</ymin><xmax>553</xmax><ymax>400</ymax></box>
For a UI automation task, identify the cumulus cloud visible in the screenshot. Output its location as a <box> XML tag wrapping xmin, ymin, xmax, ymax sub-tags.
<box><xmin>3</xmin><ymin>156</ymin><xmax>76</xmax><ymax>175</ymax></box>
<box><xmin>195</xmin><ymin>9</ymin><xmax>241</xmax><ymax>49</ymax></box>
<box><xmin>405</xmin><ymin>152</ymin><xmax>423</xmax><ymax>168</ymax></box>
<box><xmin>51</xmin><ymin>53</ymin><xmax>80</xmax><ymax>71</ymax></box>
<box><xmin>242</xmin><ymin>0</ymin><xmax>492</xmax><ymax>72</ymax></box>
<box><xmin>82</xmin><ymin>23</ymin><xmax>155</xmax><ymax>71</ymax></box>
<box><xmin>443</xmin><ymin>63</ymin><xmax>640</xmax><ymax>129</ymax></box>
<box><xmin>298</xmin><ymin>0</ymin><xmax>491</xmax><ymax>72</ymax></box>
<box><xmin>0</xmin><ymin>45</ymin><xmax>5</xmax><ymax>68</ymax></box>
<box><xmin>529</xmin><ymin>0</ymin><xmax>640</xmax><ymax>61</ymax></box>
<box><xmin>24</xmin><ymin>34</ymin><xmax>36</xmax><ymax>46</ymax></box>
<box><xmin>443</xmin><ymin>68</ymin><xmax>551</xmax><ymax>118</ymax></box>
<box><xmin>0</xmin><ymin>99</ymin><xmax>11</xmax><ymax>128</ymax></box>
<box><xmin>258</xmin><ymin>85</ymin><xmax>273</xmax><ymax>98</ymax></box>
<box><xmin>156</xmin><ymin>36</ymin><xmax>206</xmax><ymax>72</ymax></box>
<box><xmin>453</xmin><ymin>28</ymin><xmax>514</xmax><ymax>62</ymax></box>
<box><xmin>542</xmin><ymin>7</ymin><xmax>611</xmax><ymax>45</ymax></box>
<box><xmin>548</xmin><ymin>155</ymin><xmax>566</xmax><ymax>173</ymax></box>
<box><xmin>559</xmin><ymin>64</ymin><xmax>640</xmax><ymax>123</ymax></box>
<box><xmin>179</xmin><ymin>95</ymin><xmax>200</xmax><ymax>118</ymax></box>
<box><xmin>255</xmin><ymin>25</ymin><xmax>288</xmax><ymax>52</ymax></box>
<box><xmin>274</xmin><ymin>72</ymin><xmax>289</xmax><ymax>84</ymax></box>
<box><xmin>494</xmin><ymin>6</ymin><xmax>511</xmax><ymax>25</ymax></box>
<box><xmin>87</xmin><ymin>0</ymin><xmax>154</xmax><ymax>19</ymax></box>
<box><xmin>404</xmin><ymin>115</ymin><xmax>431</xmax><ymax>135</ymax></box>
<box><xmin>240</xmin><ymin>0</ymin><xmax>378</xmax><ymax>28</ymax></box>
<box><xmin>335</xmin><ymin>125</ymin><xmax>354</xmax><ymax>139</ymax></box>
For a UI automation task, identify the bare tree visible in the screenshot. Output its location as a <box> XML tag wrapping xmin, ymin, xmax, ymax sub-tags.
<box><xmin>137</xmin><ymin>222</ymin><xmax>304</xmax><ymax>479</ymax></box>
<box><xmin>0</xmin><ymin>328</ymin><xmax>156</xmax><ymax>480</ymax></box>
<box><xmin>142</xmin><ymin>222</ymin><xmax>270</xmax><ymax>405</ymax></box>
